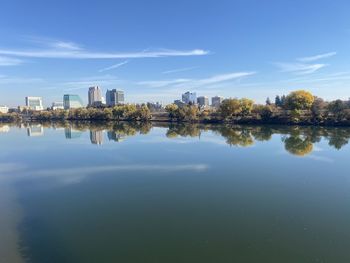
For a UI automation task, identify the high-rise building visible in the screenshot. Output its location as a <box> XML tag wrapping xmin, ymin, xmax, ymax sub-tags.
<box><xmin>182</xmin><ymin>91</ymin><xmax>197</xmax><ymax>104</ymax></box>
<box><xmin>63</xmin><ymin>94</ymin><xmax>84</xmax><ymax>109</ymax></box>
<box><xmin>197</xmin><ymin>96</ymin><xmax>209</xmax><ymax>107</ymax></box>
<box><xmin>88</xmin><ymin>86</ymin><xmax>102</xmax><ymax>106</ymax></box>
<box><xmin>25</xmin><ymin>97</ymin><xmax>44</xmax><ymax>111</ymax></box>
<box><xmin>0</xmin><ymin>105</ymin><xmax>9</xmax><ymax>113</ymax></box>
<box><xmin>51</xmin><ymin>102</ymin><xmax>64</xmax><ymax>110</ymax></box>
<box><xmin>106</xmin><ymin>89</ymin><xmax>125</xmax><ymax>107</ymax></box>
<box><xmin>211</xmin><ymin>96</ymin><xmax>224</xmax><ymax>108</ymax></box>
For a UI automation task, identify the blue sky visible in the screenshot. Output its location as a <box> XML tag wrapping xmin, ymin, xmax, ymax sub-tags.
<box><xmin>0</xmin><ymin>0</ymin><xmax>350</xmax><ymax>107</ymax></box>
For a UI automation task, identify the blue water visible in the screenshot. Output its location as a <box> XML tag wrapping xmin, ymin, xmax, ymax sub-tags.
<box><xmin>0</xmin><ymin>122</ymin><xmax>350</xmax><ymax>262</ymax></box>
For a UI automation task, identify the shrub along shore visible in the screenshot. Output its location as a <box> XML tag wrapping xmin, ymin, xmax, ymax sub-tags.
<box><xmin>1</xmin><ymin>90</ymin><xmax>350</xmax><ymax>126</ymax></box>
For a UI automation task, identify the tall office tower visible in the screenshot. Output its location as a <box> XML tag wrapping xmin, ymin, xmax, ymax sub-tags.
<box><xmin>63</xmin><ymin>94</ymin><xmax>84</xmax><ymax>109</ymax></box>
<box><xmin>182</xmin><ymin>91</ymin><xmax>197</xmax><ymax>104</ymax></box>
<box><xmin>211</xmin><ymin>96</ymin><xmax>224</xmax><ymax>108</ymax></box>
<box><xmin>106</xmin><ymin>89</ymin><xmax>125</xmax><ymax>107</ymax></box>
<box><xmin>88</xmin><ymin>86</ymin><xmax>102</xmax><ymax>106</ymax></box>
<box><xmin>25</xmin><ymin>97</ymin><xmax>44</xmax><ymax>111</ymax></box>
<box><xmin>197</xmin><ymin>96</ymin><xmax>209</xmax><ymax>107</ymax></box>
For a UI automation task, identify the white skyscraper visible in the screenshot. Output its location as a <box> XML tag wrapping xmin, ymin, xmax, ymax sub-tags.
<box><xmin>88</xmin><ymin>86</ymin><xmax>102</xmax><ymax>106</ymax></box>
<box><xmin>25</xmin><ymin>97</ymin><xmax>44</xmax><ymax>111</ymax></box>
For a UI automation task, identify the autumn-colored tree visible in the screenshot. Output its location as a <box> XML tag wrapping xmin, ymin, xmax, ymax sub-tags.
<box><xmin>220</xmin><ymin>99</ymin><xmax>241</xmax><ymax>119</ymax></box>
<box><xmin>285</xmin><ymin>90</ymin><xmax>314</xmax><ymax>110</ymax></box>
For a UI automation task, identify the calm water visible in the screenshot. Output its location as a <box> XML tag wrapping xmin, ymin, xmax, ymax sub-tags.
<box><xmin>1</xmin><ymin>122</ymin><xmax>350</xmax><ymax>263</ymax></box>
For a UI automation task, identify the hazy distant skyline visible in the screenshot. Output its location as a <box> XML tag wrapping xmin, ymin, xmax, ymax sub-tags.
<box><xmin>1</xmin><ymin>0</ymin><xmax>350</xmax><ymax>107</ymax></box>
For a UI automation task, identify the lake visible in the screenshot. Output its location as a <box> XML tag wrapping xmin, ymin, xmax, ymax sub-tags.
<box><xmin>1</xmin><ymin>122</ymin><xmax>350</xmax><ymax>263</ymax></box>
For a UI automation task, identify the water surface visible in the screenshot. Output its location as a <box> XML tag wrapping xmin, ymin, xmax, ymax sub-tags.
<box><xmin>1</xmin><ymin>122</ymin><xmax>350</xmax><ymax>263</ymax></box>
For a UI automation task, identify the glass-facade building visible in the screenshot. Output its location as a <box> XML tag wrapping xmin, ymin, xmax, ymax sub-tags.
<box><xmin>197</xmin><ymin>96</ymin><xmax>209</xmax><ymax>107</ymax></box>
<box><xmin>182</xmin><ymin>91</ymin><xmax>197</xmax><ymax>104</ymax></box>
<box><xmin>63</xmin><ymin>95</ymin><xmax>84</xmax><ymax>109</ymax></box>
<box><xmin>211</xmin><ymin>96</ymin><xmax>224</xmax><ymax>108</ymax></box>
<box><xmin>106</xmin><ymin>89</ymin><xmax>124</xmax><ymax>107</ymax></box>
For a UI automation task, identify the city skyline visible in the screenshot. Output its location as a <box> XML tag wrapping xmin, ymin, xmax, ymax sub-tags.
<box><xmin>1</xmin><ymin>0</ymin><xmax>350</xmax><ymax>107</ymax></box>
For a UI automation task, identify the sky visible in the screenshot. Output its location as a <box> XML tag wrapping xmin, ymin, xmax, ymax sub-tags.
<box><xmin>0</xmin><ymin>0</ymin><xmax>350</xmax><ymax>107</ymax></box>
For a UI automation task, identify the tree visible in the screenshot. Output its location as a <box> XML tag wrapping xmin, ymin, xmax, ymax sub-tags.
<box><xmin>240</xmin><ymin>98</ymin><xmax>254</xmax><ymax>116</ymax></box>
<box><xmin>165</xmin><ymin>104</ymin><xmax>179</xmax><ymax>120</ymax></box>
<box><xmin>281</xmin><ymin>95</ymin><xmax>287</xmax><ymax>107</ymax></box>
<box><xmin>220</xmin><ymin>99</ymin><xmax>242</xmax><ymax>119</ymax></box>
<box><xmin>275</xmin><ymin>95</ymin><xmax>281</xmax><ymax>107</ymax></box>
<box><xmin>137</xmin><ymin>105</ymin><xmax>151</xmax><ymax>121</ymax></box>
<box><xmin>328</xmin><ymin>100</ymin><xmax>345</xmax><ymax>115</ymax></box>
<box><xmin>266</xmin><ymin>97</ymin><xmax>271</xmax><ymax>105</ymax></box>
<box><xmin>112</xmin><ymin>106</ymin><xmax>124</xmax><ymax>121</ymax></box>
<box><xmin>285</xmin><ymin>90</ymin><xmax>314</xmax><ymax>110</ymax></box>
<box><xmin>253</xmin><ymin>105</ymin><xmax>274</xmax><ymax>120</ymax></box>
<box><xmin>184</xmin><ymin>105</ymin><xmax>199</xmax><ymax>121</ymax></box>
<box><xmin>311</xmin><ymin>97</ymin><xmax>327</xmax><ymax>118</ymax></box>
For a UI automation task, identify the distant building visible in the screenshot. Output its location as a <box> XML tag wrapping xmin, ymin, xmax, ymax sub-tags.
<box><xmin>51</xmin><ymin>102</ymin><xmax>64</xmax><ymax>110</ymax></box>
<box><xmin>174</xmin><ymin>100</ymin><xmax>185</xmax><ymax>107</ymax></box>
<box><xmin>90</xmin><ymin>130</ymin><xmax>103</xmax><ymax>145</ymax></box>
<box><xmin>197</xmin><ymin>96</ymin><xmax>209</xmax><ymax>107</ymax></box>
<box><xmin>182</xmin><ymin>91</ymin><xmax>197</xmax><ymax>104</ymax></box>
<box><xmin>88</xmin><ymin>86</ymin><xmax>102</xmax><ymax>106</ymax></box>
<box><xmin>211</xmin><ymin>96</ymin><xmax>224</xmax><ymax>108</ymax></box>
<box><xmin>147</xmin><ymin>102</ymin><xmax>162</xmax><ymax>112</ymax></box>
<box><xmin>0</xmin><ymin>105</ymin><xmax>9</xmax><ymax>113</ymax></box>
<box><xmin>106</xmin><ymin>89</ymin><xmax>125</xmax><ymax>107</ymax></box>
<box><xmin>25</xmin><ymin>97</ymin><xmax>44</xmax><ymax>111</ymax></box>
<box><xmin>63</xmin><ymin>95</ymin><xmax>84</xmax><ymax>109</ymax></box>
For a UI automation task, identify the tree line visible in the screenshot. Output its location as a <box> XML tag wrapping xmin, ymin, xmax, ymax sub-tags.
<box><xmin>1</xmin><ymin>90</ymin><xmax>350</xmax><ymax>125</ymax></box>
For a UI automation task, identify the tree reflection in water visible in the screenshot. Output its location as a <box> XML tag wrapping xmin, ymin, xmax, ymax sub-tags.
<box><xmin>11</xmin><ymin>121</ymin><xmax>350</xmax><ymax>156</ymax></box>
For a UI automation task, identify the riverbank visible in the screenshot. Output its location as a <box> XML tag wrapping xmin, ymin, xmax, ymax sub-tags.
<box><xmin>1</xmin><ymin>111</ymin><xmax>350</xmax><ymax>127</ymax></box>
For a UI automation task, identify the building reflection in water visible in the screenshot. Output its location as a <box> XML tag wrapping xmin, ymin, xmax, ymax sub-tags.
<box><xmin>65</xmin><ymin>127</ymin><xmax>83</xmax><ymax>139</ymax></box>
<box><xmin>27</xmin><ymin>124</ymin><xmax>44</xmax><ymax>137</ymax></box>
<box><xmin>107</xmin><ymin>131</ymin><xmax>125</xmax><ymax>142</ymax></box>
<box><xmin>90</xmin><ymin>130</ymin><xmax>104</xmax><ymax>145</ymax></box>
<box><xmin>0</xmin><ymin>125</ymin><xmax>10</xmax><ymax>133</ymax></box>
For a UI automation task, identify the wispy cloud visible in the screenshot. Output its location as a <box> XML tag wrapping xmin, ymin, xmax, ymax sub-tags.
<box><xmin>0</xmin><ymin>76</ymin><xmax>45</xmax><ymax>84</ymax></box>
<box><xmin>0</xmin><ymin>56</ymin><xmax>23</xmax><ymax>66</ymax></box>
<box><xmin>99</xmin><ymin>60</ymin><xmax>129</xmax><ymax>72</ymax></box>
<box><xmin>51</xmin><ymin>41</ymin><xmax>82</xmax><ymax>51</ymax></box>
<box><xmin>0</xmin><ymin>43</ymin><xmax>209</xmax><ymax>59</ymax></box>
<box><xmin>138</xmin><ymin>71</ymin><xmax>256</xmax><ymax>89</ymax></box>
<box><xmin>297</xmin><ymin>52</ymin><xmax>337</xmax><ymax>62</ymax></box>
<box><xmin>138</xmin><ymin>78</ymin><xmax>191</xmax><ymax>88</ymax></box>
<box><xmin>162</xmin><ymin>66</ymin><xmax>198</xmax><ymax>74</ymax></box>
<box><xmin>62</xmin><ymin>75</ymin><xmax>122</xmax><ymax>91</ymax></box>
<box><xmin>275</xmin><ymin>51</ymin><xmax>336</xmax><ymax>75</ymax></box>
<box><xmin>275</xmin><ymin>62</ymin><xmax>326</xmax><ymax>75</ymax></box>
